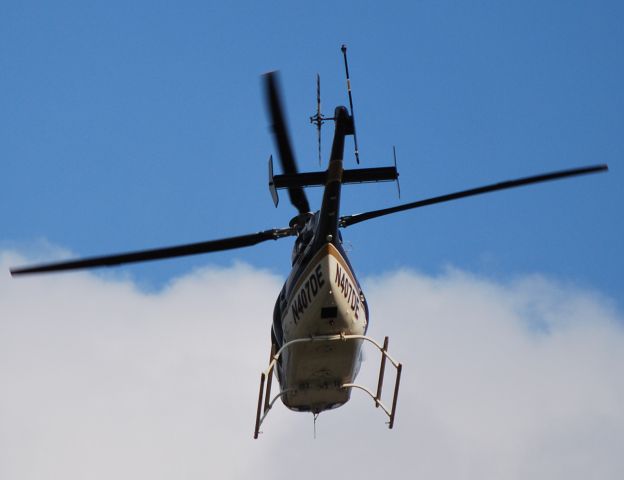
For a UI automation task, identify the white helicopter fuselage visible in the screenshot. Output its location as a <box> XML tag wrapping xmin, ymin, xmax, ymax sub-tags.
<box><xmin>277</xmin><ymin>242</ymin><xmax>368</xmax><ymax>413</ymax></box>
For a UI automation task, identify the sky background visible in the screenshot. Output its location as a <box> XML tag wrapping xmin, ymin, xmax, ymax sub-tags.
<box><xmin>1</xmin><ymin>1</ymin><xmax>623</xmax><ymax>479</ymax></box>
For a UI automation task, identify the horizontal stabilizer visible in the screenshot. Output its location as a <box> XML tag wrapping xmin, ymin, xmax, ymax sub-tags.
<box><xmin>271</xmin><ymin>166</ymin><xmax>398</xmax><ymax>191</ymax></box>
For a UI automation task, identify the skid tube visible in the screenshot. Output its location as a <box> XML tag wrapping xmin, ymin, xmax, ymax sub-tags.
<box><xmin>253</xmin><ymin>333</ymin><xmax>402</xmax><ymax>439</ymax></box>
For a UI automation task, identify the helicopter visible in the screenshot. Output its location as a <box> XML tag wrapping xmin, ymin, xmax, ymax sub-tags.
<box><xmin>10</xmin><ymin>46</ymin><xmax>608</xmax><ymax>439</ymax></box>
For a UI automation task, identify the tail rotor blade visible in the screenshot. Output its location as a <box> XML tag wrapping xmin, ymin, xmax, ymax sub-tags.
<box><xmin>263</xmin><ymin>72</ymin><xmax>310</xmax><ymax>214</ymax></box>
<box><xmin>316</xmin><ymin>73</ymin><xmax>322</xmax><ymax>166</ymax></box>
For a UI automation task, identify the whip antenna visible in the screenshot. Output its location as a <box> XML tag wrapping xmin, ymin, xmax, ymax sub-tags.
<box><xmin>341</xmin><ymin>44</ymin><xmax>360</xmax><ymax>164</ymax></box>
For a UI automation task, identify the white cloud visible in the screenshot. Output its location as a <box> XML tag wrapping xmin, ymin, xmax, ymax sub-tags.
<box><xmin>2</xmin><ymin>251</ymin><xmax>623</xmax><ymax>479</ymax></box>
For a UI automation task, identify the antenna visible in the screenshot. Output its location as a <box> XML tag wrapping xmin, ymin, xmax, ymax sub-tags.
<box><xmin>341</xmin><ymin>44</ymin><xmax>360</xmax><ymax>164</ymax></box>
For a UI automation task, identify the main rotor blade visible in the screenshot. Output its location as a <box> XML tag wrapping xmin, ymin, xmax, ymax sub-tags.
<box><xmin>339</xmin><ymin>164</ymin><xmax>608</xmax><ymax>228</ymax></box>
<box><xmin>10</xmin><ymin>228</ymin><xmax>295</xmax><ymax>276</ymax></box>
<box><xmin>263</xmin><ymin>72</ymin><xmax>310</xmax><ymax>214</ymax></box>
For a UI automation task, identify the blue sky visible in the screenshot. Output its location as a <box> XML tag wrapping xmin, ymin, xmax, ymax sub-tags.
<box><xmin>2</xmin><ymin>2</ymin><xmax>624</xmax><ymax>478</ymax></box>
<box><xmin>2</xmin><ymin>1</ymin><xmax>622</xmax><ymax>301</ymax></box>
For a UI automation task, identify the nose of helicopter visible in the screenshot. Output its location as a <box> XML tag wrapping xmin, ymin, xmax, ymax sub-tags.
<box><xmin>277</xmin><ymin>242</ymin><xmax>368</xmax><ymax>412</ymax></box>
<box><xmin>283</xmin><ymin>242</ymin><xmax>367</xmax><ymax>340</ymax></box>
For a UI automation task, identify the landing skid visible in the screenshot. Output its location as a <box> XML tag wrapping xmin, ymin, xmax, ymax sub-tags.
<box><xmin>253</xmin><ymin>334</ymin><xmax>402</xmax><ymax>439</ymax></box>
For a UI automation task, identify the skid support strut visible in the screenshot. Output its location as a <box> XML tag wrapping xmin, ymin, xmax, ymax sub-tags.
<box><xmin>253</xmin><ymin>334</ymin><xmax>402</xmax><ymax>439</ymax></box>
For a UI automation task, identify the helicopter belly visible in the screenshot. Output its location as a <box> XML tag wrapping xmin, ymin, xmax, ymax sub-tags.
<box><xmin>279</xmin><ymin>243</ymin><xmax>368</xmax><ymax>412</ymax></box>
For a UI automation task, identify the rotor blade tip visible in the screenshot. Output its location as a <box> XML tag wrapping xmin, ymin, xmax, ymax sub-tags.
<box><xmin>10</xmin><ymin>267</ymin><xmax>32</xmax><ymax>277</ymax></box>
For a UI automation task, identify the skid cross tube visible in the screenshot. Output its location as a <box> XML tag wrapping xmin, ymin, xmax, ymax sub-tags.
<box><xmin>253</xmin><ymin>333</ymin><xmax>402</xmax><ymax>438</ymax></box>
